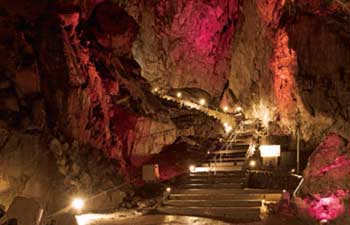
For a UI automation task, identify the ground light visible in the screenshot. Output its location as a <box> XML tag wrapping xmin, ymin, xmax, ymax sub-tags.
<box><xmin>153</xmin><ymin>87</ymin><xmax>159</xmax><ymax>93</ymax></box>
<box><xmin>176</xmin><ymin>92</ymin><xmax>182</xmax><ymax>98</ymax></box>
<box><xmin>71</xmin><ymin>198</ymin><xmax>85</xmax><ymax>211</ymax></box>
<box><xmin>235</xmin><ymin>106</ymin><xmax>243</xmax><ymax>112</ymax></box>
<box><xmin>223</xmin><ymin>122</ymin><xmax>232</xmax><ymax>133</ymax></box>
<box><xmin>199</xmin><ymin>98</ymin><xmax>206</xmax><ymax>106</ymax></box>
<box><xmin>222</xmin><ymin>106</ymin><xmax>229</xmax><ymax>112</ymax></box>
<box><xmin>166</xmin><ymin>187</ymin><xmax>172</xmax><ymax>192</ymax></box>
<box><xmin>189</xmin><ymin>165</ymin><xmax>196</xmax><ymax>172</ymax></box>
<box><xmin>249</xmin><ymin>160</ymin><xmax>256</xmax><ymax>168</ymax></box>
<box><xmin>320</xmin><ymin>219</ymin><xmax>328</xmax><ymax>225</ymax></box>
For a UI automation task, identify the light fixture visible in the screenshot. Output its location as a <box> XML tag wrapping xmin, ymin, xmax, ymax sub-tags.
<box><xmin>189</xmin><ymin>165</ymin><xmax>196</xmax><ymax>172</ymax></box>
<box><xmin>282</xmin><ymin>189</ymin><xmax>287</xmax><ymax>193</ymax></box>
<box><xmin>176</xmin><ymin>92</ymin><xmax>182</xmax><ymax>98</ymax></box>
<box><xmin>235</xmin><ymin>106</ymin><xmax>243</xmax><ymax>112</ymax></box>
<box><xmin>166</xmin><ymin>187</ymin><xmax>172</xmax><ymax>192</ymax></box>
<box><xmin>224</xmin><ymin>125</ymin><xmax>233</xmax><ymax>133</ymax></box>
<box><xmin>320</xmin><ymin>219</ymin><xmax>328</xmax><ymax>225</ymax></box>
<box><xmin>223</xmin><ymin>122</ymin><xmax>228</xmax><ymax>127</ymax></box>
<box><xmin>207</xmin><ymin>151</ymin><xmax>210</xmax><ymax>154</ymax></box>
<box><xmin>71</xmin><ymin>198</ymin><xmax>85</xmax><ymax>211</ymax></box>
<box><xmin>223</xmin><ymin>106</ymin><xmax>229</xmax><ymax>112</ymax></box>
<box><xmin>153</xmin><ymin>87</ymin><xmax>159</xmax><ymax>93</ymax></box>
<box><xmin>249</xmin><ymin>160</ymin><xmax>256</xmax><ymax>168</ymax></box>
<box><xmin>199</xmin><ymin>98</ymin><xmax>206</xmax><ymax>106</ymax></box>
<box><xmin>259</xmin><ymin>145</ymin><xmax>281</xmax><ymax>157</ymax></box>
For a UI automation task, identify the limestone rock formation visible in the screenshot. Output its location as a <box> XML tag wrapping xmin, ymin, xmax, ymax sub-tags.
<box><xmin>297</xmin><ymin>133</ymin><xmax>350</xmax><ymax>223</ymax></box>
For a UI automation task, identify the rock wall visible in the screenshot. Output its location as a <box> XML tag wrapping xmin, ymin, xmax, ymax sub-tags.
<box><xmin>0</xmin><ymin>0</ymin><xmax>223</xmax><ymax>209</ymax></box>
<box><xmin>132</xmin><ymin>0</ymin><xmax>239</xmax><ymax>96</ymax></box>
<box><xmin>297</xmin><ymin>133</ymin><xmax>350</xmax><ymax>223</ymax></box>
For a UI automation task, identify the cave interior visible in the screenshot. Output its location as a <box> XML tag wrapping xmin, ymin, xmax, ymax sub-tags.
<box><xmin>0</xmin><ymin>0</ymin><xmax>349</xmax><ymax>225</ymax></box>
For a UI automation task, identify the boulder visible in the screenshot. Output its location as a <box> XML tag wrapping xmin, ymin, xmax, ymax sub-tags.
<box><xmin>0</xmin><ymin>196</ymin><xmax>43</xmax><ymax>225</ymax></box>
<box><xmin>296</xmin><ymin>133</ymin><xmax>350</xmax><ymax>223</ymax></box>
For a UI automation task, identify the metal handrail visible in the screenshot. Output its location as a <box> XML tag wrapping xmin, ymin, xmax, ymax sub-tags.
<box><xmin>211</xmin><ymin>121</ymin><xmax>245</xmax><ymax>173</ymax></box>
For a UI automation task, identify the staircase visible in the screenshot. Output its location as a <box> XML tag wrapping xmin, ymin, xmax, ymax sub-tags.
<box><xmin>157</xmin><ymin>119</ymin><xmax>281</xmax><ymax>222</ymax></box>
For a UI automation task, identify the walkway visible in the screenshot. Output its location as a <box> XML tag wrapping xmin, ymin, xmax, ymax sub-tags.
<box><xmin>76</xmin><ymin>213</ymin><xmax>304</xmax><ymax>225</ymax></box>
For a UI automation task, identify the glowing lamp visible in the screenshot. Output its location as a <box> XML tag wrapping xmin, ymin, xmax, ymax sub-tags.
<box><xmin>259</xmin><ymin>145</ymin><xmax>281</xmax><ymax>157</ymax></box>
<box><xmin>193</xmin><ymin>167</ymin><xmax>210</xmax><ymax>172</ymax></box>
<box><xmin>199</xmin><ymin>98</ymin><xmax>206</xmax><ymax>106</ymax></box>
<box><xmin>207</xmin><ymin>151</ymin><xmax>210</xmax><ymax>154</ymax></box>
<box><xmin>189</xmin><ymin>165</ymin><xmax>196</xmax><ymax>172</ymax></box>
<box><xmin>249</xmin><ymin>160</ymin><xmax>256</xmax><ymax>168</ymax></box>
<box><xmin>153</xmin><ymin>87</ymin><xmax>159</xmax><ymax>93</ymax></box>
<box><xmin>224</xmin><ymin>125</ymin><xmax>233</xmax><ymax>133</ymax></box>
<box><xmin>222</xmin><ymin>106</ymin><xmax>229</xmax><ymax>112</ymax></box>
<box><xmin>71</xmin><ymin>198</ymin><xmax>85</xmax><ymax>211</ymax></box>
<box><xmin>320</xmin><ymin>219</ymin><xmax>328</xmax><ymax>225</ymax></box>
<box><xmin>166</xmin><ymin>187</ymin><xmax>172</xmax><ymax>192</ymax></box>
<box><xmin>176</xmin><ymin>92</ymin><xmax>182</xmax><ymax>98</ymax></box>
<box><xmin>235</xmin><ymin>106</ymin><xmax>243</xmax><ymax>112</ymax></box>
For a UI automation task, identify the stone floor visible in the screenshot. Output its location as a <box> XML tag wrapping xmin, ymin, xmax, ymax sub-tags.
<box><xmin>76</xmin><ymin>213</ymin><xmax>306</xmax><ymax>225</ymax></box>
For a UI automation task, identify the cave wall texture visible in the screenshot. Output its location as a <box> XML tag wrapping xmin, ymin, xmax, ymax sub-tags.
<box><xmin>0</xmin><ymin>0</ymin><xmax>350</xmax><ymax>214</ymax></box>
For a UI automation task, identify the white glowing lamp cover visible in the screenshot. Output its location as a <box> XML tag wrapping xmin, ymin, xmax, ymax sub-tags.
<box><xmin>259</xmin><ymin>145</ymin><xmax>281</xmax><ymax>157</ymax></box>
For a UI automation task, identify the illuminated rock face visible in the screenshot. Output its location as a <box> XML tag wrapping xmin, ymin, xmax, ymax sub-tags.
<box><xmin>298</xmin><ymin>133</ymin><xmax>350</xmax><ymax>223</ymax></box>
<box><xmin>133</xmin><ymin>0</ymin><xmax>239</xmax><ymax>96</ymax></box>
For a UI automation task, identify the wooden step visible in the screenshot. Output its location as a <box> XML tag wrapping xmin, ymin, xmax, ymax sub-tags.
<box><xmin>163</xmin><ymin>199</ymin><xmax>262</xmax><ymax>207</ymax></box>
<box><xmin>201</xmin><ymin>161</ymin><xmax>244</xmax><ymax>168</ymax></box>
<box><xmin>157</xmin><ymin>206</ymin><xmax>261</xmax><ymax>221</ymax></box>
<box><xmin>179</xmin><ymin>177</ymin><xmax>244</xmax><ymax>184</ymax></box>
<box><xmin>172</xmin><ymin>188</ymin><xmax>282</xmax><ymax>195</ymax></box>
<box><xmin>211</xmin><ymin>149</ymin><xmax>247</xmax><ymax>154</ymax></box>
<box><xmin>177</xmin><ymin>183</ymin><xmax>242</xmax><ymax>189</ymax></box>
<box><xmin>208</xmin><ymin>157</ymin><xmax>246</xmax><ymax>163</ymax></box>
<box><xmin>169</xmin><ymin>193</ymin><xmax>281</xmax><ymax>201</ymax></box>
<box><xmin>187</xmin><ymin>171</ymin><xmax>245</xmax><ymax>177</ymax></box>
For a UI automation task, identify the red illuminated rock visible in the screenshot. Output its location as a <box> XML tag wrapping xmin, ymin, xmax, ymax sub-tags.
<box><xmin>297</xmin><ymin>133</ymin><xmax>350</xmax><ymax>223</ymax></box>
<box><xmin>133</xmin><ymin>0</ymin><xmax>239</xmax><ymax>96</ymax></box>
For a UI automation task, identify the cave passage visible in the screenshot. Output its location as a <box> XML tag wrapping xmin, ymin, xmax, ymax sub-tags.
<box><xmin>0</xmin><ymin>0</ymin><xmax>350</xmax><ymax>225</ymax></box>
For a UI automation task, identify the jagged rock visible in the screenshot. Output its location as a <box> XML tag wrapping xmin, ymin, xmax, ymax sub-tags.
<box><xmin>48</xmin><ymin>213</ymin><xmax>78</xmax><ymax>225</ymax></box>
<box><xmin>0</xmin><ymin>196</ymin><xmax>43</xmax><ymax>225</ymax></box>
<box><xmin>30</xmin><ymin>100</ymin><xmax>46</xmax><ymax>129</ymax></box>
<box><xmin>296</xmin><ymin>133</ymin><xmax>350</xmax><ymax>223</ymax></box>
<box><xmin>301</xmin><ymin>133</ymin><xmax>350</xmax><ymax>194</ymax></box>
<box><xmin>49</xmin><ymin>139</ymin><xmax>63</xmax><ymax>156</ymax></box>
<box><xmin>86</xmin><ymin>189</ymin><xmax>126</xmax><ymax>212</ymax></box>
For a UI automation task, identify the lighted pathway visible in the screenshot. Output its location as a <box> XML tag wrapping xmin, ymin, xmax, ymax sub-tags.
<box><xmin>76</xmin><ymin>213</ymin><xmax>257</xmax><ymax>225</ymax></box>
<box><xmin>159</xmin><ymin>94</ymin><xmax>238</xmax><ymax>128</ymax></box>
<box><xmin>76</xmin><ymin>213</ymin><xmax>304</xmax><ymax>225</ymax></box>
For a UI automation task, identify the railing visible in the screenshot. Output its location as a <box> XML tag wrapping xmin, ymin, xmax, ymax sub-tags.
<box><xmin>210</xmin><ymin>121</ymin><xmax>245</xmax><ymax>174</ymax></box>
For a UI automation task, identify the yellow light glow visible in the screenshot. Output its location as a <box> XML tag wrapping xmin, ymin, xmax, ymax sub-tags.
<box><xmin>199</xmin><ymin>98</ymin><xmax>206</xmax><ymax>106</ymax></box>
<box><xmin>259</xmin><ymin>145</ymin><xmax>281</xmax><ymax>157</ymax></box>
<box><xmin>189</xmin><ymin>165</ymin><xmax>196</xmax><ymax>172</ymax></box>
<box><xmin>223</xmin><ymin>106</ymin><xmax>229</xmax><ymax>112</ymax></box>
<box><xmin>193</xmin><ymin>167</ymin><xmax>210</xmax><ymax>172</ymax></box>
<box><xmin>207</xmin><ymin>151</ymin><xmax>210</xmax><ymax>154</ymax></box>
<box><xmin>166</xmin><ymin>187</ymin><xmax>172</xmax><ymax>192</ymax></box>
<box><xmin>235</xmin><ymin>106</ymin><xmax>243</xmax><ymax>112</ymax></box>
<box><xmin>249</xmin><ymin>160</ymin><xmax>256</xmax><ymax>167</ymax></box>
<box><xmin>176</xmin><ymin>92</ymin><xmax>182</xmax><ymax>98</ymax></box>
<box><xmin>223</xmin><ymin>122</ymin><xmax>228</xmax><ymax>127</ymax></box>
<box><xmin>71</xmin><ymin>198</ymin><xmax>85</xmax><ymax>211</ymax></box>
<box><xmin>153</xmin><ymin>87</ymin><xmax>159</xmax><ymax>93</ymax></box>
<box><xmin>320</xmin><ymin>219</ymin><xmax>328</xmax><ymax>224</ymax></box>
<box><xmin>224</xmin><ymin>125</ymin><xmax>233</xmax><ymax>133</ymax></box>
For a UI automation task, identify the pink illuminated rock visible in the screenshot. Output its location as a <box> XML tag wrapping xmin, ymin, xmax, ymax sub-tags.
<box><xmin>133</xmin><ymin>0</ymin><xmax>239</xmax><ymax>96</ymax></box>
<box><xmin>297</xmin><ymin>133</ymin><xmax>350</xmax><ymax>223</ymax></box>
